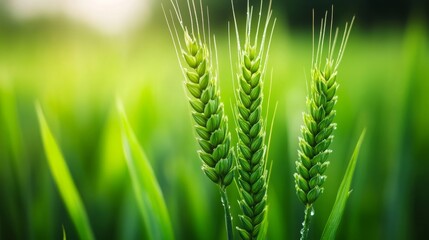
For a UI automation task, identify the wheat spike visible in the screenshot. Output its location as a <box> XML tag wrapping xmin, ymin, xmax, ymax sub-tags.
<box><xmin>232</xmin><ymin>0</ymin><xmax>275</xmax><ymax>239</ymax></box>
<box><xmin>184</xmin><ymin>31</ymin><xmax>235</xmax><ymax>187</ymax></box>
<box><xmin>164</xmin><ymin>0</ymin><xmax>235</xmax><ymax>189</ymax></box>
<box><xmin>294</xmin><ymin>10</ymin><xmax>354</xmax><ymax>206</ymax></box>
<box><xmin>164</xmin><ymin>1</ymin><xmax>237</xmax><ymax>239</ymax></box>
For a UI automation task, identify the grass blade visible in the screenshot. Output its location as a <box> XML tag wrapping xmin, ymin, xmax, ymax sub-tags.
<box><xmin>321</xmin><ymin>129</ymin><xmax>366</xmax><ymax>240</ymax></box>
<box><xmin>1</xmin><ymin>81</ymin><xmax>30</xmax><ymax>238</ymax></box>
<box><xmin>63</xmin><ymin>226</ymin><xmax>67</xmax><ymax>240</ymax></box>
<box><xmin>36</xmin><ymin>103</ymin><xmax>94</xmax><ymax>240</ymax></box>
<box><xmin>117</xmin><ymin>101</ymin><xmax>174</xmax><ymax>240</ymax></box>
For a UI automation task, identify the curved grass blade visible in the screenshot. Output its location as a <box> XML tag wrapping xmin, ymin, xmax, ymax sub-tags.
<box><xmin>36</xmin><ymin>103</ymin><xmax>94</xmax><ymax>240</ymax></box>
<box><xmin>321</xmin><ymin>129</ymin><xmax>366</xmax><ymax>240</ymax></box>
<box><xmin>117</xmin><ymin>101</ymin><xmax>174</xmax><ymax>240</ymax></box>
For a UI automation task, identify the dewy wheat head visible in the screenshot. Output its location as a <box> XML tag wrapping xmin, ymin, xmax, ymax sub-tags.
<box><xmin>294</xmin><ymin>10</ymin><xmax>354</xmax><ymax>240</ymax></box>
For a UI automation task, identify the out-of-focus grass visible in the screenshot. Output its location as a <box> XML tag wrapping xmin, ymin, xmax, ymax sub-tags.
<box><xmin>0</xmin><ymin>12</ymin><xmax>428</xmax><ymax>240</ymax></box>
<box><xmin>0</xmin><ymin>75</ymin><xmax>31</xmax><ymax>239</ymax></box>
<box><xmin>118</xmin><ymin>101</ymin><xmax>174</xmax><ymax>240</ymax></box>
<box><xmin>37</xmin><ymin>103</ymin><xmax>95</xmax><ymax>240</ymax></box>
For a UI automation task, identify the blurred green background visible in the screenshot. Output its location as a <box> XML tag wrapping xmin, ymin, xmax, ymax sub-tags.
<box><xmin>0</xmin><ymin>0</ymin><xmax>428</xmax><ymax>239</ymax></box>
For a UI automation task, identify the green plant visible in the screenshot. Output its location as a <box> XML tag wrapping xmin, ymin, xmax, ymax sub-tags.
<box><xmin>118</xmin><ymin>101</ymin><xmax>174</xmax><ymax>240</ymax></box>
<box><xmin>163</xmin><ymin>1</ymin><xmax>363</xmax><ymax>240</ymax></box>
<box><xmin>164</xmin><ymin>1</ymin><xmax>235</xmax><ymax>239</ymax></box>
<box><xmin>322</xmin><ymin>130</ymin><xmax>366</xmax><ymax>239</ymax></box>
<box><xmin>293</xmin><ymin>11</ymin><xmax>354</xmax><ymax>240</ymax></box>
<box><xmin>36</xmin><ymin>103</ymin><xmax>94</xmax><ymax>240</ymax></box>
<box><xmin>230</xmin><ymin>0</ymin><xmax>275</xmax><ymax>239</ymax></box>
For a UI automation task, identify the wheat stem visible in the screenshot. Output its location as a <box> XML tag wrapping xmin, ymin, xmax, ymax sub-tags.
<box><xmin>300</xmin><ymin>205</ymin><xmax>314</xmax><ymax>240</ymax></box>
<box><xmin>220</xmin><ymin>187</ymin><xmax>234</xmax><ymax>240</ymax></box>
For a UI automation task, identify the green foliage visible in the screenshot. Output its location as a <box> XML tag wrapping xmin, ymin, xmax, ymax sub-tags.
<box><xmin>321</xmin><ymin>129</ymin><xmax>366</xmax><ymax>240</ymax></box>
<box><xmin>63</xmin><ymin>226</ymin><xmax>67</xmax><ymax>240</ymax></box>
<box><xmin>0</xmin><ymin>80</ymin><xmax>30</xmax><ymax>238</ymax></box>
<box><xmin>118</xmin><ymin>101</ymin><xmax>174</xmax><ymax>240</ymax></box>
<box><xmin>36</xmin><ymin>103</ymin><xmax>94</xmax><ymax>240</ymax></box>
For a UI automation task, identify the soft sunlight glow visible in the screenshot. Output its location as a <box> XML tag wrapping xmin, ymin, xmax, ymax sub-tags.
<box><xmin>6</xmin><ymin>0</ymin><xmax>152</xmax><ymax>35</ymax></box>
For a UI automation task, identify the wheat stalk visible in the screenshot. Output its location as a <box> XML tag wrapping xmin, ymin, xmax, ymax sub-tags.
<box><xmin>231</xmin><ymin>0</ymin><xmax>275</xmax><ymax>239</ymax></box>
<box><xmin>163</xmin><ymin>0</ymin><xmax>235</xmax><ymax>239</ymax></box>
<box><xmin>294</xmin><ymin>9</ymin><xmax>354</xmax><ymax>240</ymax></box>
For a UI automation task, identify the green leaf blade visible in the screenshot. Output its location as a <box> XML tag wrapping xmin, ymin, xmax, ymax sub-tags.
<box><xmin>117</xmin><ymin>101</ymin><xmax>174</xmax><ymax>240</ymax></box>
<box><xmin>63</xmin><ymin>226</ymin><xmax>67</xmax><ymax>240</ymax></box>
<box><xmin>321</xmin><ymin>129</ymin><xmax>366</xmax><ymax>240</ymax></box>
<box><xmin>36</xmin><ymin>103</ymin><xmax>94</xmax><ymax>240</ymax></box>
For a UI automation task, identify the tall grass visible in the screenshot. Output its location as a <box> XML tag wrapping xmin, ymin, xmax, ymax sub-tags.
<box><xmin>36</xmin><ymin>103</ymin><xmax>94</xmax><ymax>240</ymax></box>
<box><xmin>118</xmin><ymin>101</ymin><xmax>174</xmax><ymax>240</ymax></box>
<box><xmin>0</xmin><ymin>80</ymin><xmax>31</xmax><ymax>238</ymax></box>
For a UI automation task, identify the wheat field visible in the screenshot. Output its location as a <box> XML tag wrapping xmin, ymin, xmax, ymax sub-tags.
<box><xmin>0</xmin><ymin>0</ymin><xmax>428</xmax><ymax>239</ymax></box>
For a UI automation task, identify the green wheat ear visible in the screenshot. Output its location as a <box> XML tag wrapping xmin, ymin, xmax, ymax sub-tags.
<box><xmin>164</xmin><ymin>1</ymin><xmax>236</xmax><ymax>238</ymax></box>
<box><xmin>164</xmin><ymin>0</ymin><xmax>234</xmax><ymax>189</ymax></box>
<box><xmin>294</xmin><ymin>10</ymin><xmax>354</xmax><ymax>240</ymax></box>
<box><xmin>231</xmin><ymin>0</ymin><xmax>275</xmax><ymax>239</ymax></box>
<box><xmin>183</xmin><ymin>30</ymin><xmax>235</xmax><ymax>187</ymax></box>
<box><xmin>294</xmin><ymin>10</ymin><xmax>354</xmax><ymax>239</ymax></box>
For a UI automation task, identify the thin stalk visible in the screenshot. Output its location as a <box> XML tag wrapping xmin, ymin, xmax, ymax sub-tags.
<box><xmin>300</xmin><ymin>205</ymin><xmax>314</xmax><ymax>240</ymax></box>
<box><xmin>220</xmin><ymin>187</ymin><xmax>233</xmax><ymax>240</ymax></box>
